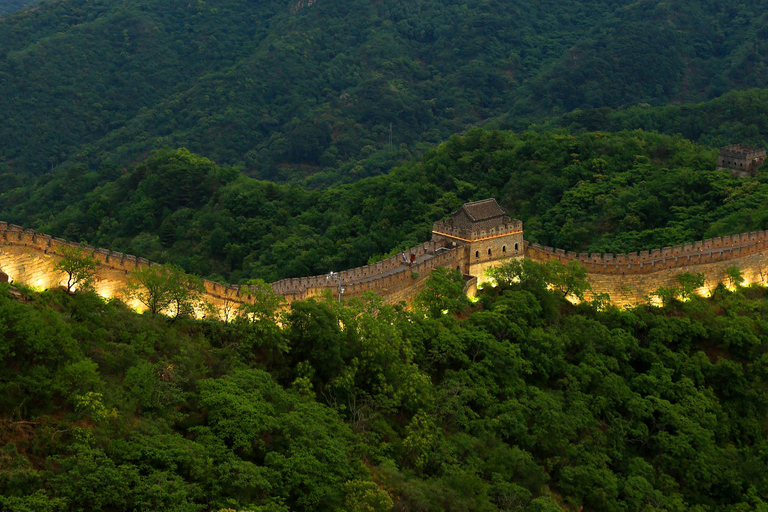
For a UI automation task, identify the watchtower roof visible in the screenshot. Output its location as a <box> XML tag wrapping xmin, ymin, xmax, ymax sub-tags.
<box><xmin>454</xmin><ymin>198</ymin><xmax>506</xmax><ymax>221</ymax></box>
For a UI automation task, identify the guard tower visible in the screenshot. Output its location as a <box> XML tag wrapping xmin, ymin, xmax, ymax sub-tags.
<box><xmin>717</xmin><ymin>144</ymin><xmax>766</xmax><ymax>177</ymax></box>
<box><xmin>432</xmin><ymin>198</ymin><xmax>523</xmax><ymax>280</ymax></box>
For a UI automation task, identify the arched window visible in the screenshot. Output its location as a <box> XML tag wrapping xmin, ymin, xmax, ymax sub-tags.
<box><xmin>475</xmin><ymin>250</ymin><xmax>479</xmax><ymax>258</ymax></box>
<box><xmin>456</xmin><ymin>265</ymin><xmax>460</xmax><ymax>272</ymax></box>
<box><xmin>488</xmin><ymin>248</ymin><xmax>492</xmax><ymax>256</ymax></box>
<box><xmin>514</xmin><ymin>243</ymin><xmax>519</xmax><ymax>252</ymax></box>
<box><xmin>502</xmin><ymin>245</ymin><xmax>507</xmax><ymax>253</ymax></box>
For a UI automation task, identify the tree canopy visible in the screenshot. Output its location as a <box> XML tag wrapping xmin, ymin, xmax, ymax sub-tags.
<box><xmin>2</xmin><ymin>130</ymin><xmax>767</xmax><ymax>284</ymax></box>
<box><xmin>0</xmin><ymin>0</ymin><xmax>767</xmax><ymax>180</ymax></box>
<box><xmin>3</xmin><ymin>259</ymin><xmax>768</xmax><ymax>510</ymax></box>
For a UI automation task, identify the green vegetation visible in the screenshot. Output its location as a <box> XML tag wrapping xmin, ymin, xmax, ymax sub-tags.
<box><xmin>4</xmin><ymin>260</ymin><xmax>768</xmax><ymax>510</ymax></box>
<box><xmin>1</xmin><ymin>0</ymin><xmax>767</xmax><ymax>180</ymax></box>
<box><xmin>53</xmin><ymin>246</ymin><xmax>98</xmax><ymax>293</ymax></box>
<box><xmin>125</xmin><ymin>264</ymin><xmax>205</xmax><ymax>318</ymax></box>
<box><xmin>0</xmin><ymin>0</ymin><xmax>38</xmax><ymax>16</ymax></box>
<box><xmin>540</xmin><ymin>88</ymin><xmax>768</xmax><ymax>149</ymax></box>
<box><xmin>2</xmin><ymin>130</ymin><xmax>767</xmax><ymax>284</ymax></box>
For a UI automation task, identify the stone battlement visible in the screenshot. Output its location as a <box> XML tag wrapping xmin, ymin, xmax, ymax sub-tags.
<box><xmin>719</xmin><ymin>144</ymin><xmax>766</xmax><ymax>159</ymax></box>
<box><xmin>431</xmin><ymin>218</ymin><xmax>522</xmax><ymax>241</ymax></box>
<box><xmin>0</xmin><ymin>222</ymin><xmax>466</xmax><ymax>313</ymax></box>
<box><xmin>717</xmin><ymin>144</ymin><xmax>766</xmax><ymax>177</ymax></box>
<box><xmin>524</xmin><ymin>230</ymin><xmax>768</xmax><ymax>275</ymax></box>
<box><xmin>5</xmin><ymin>198</ymin><xmax>768</xmax><ymax>311</ymax></box>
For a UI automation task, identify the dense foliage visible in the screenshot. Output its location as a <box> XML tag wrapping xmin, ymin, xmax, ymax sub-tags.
<box><xmin>0</xmin><ymin>0</ymin><xmax>38</xmax><ymax>16</ymax></box>
<box><xmin>1</xmin><ymin>0</ymin><xmax>768</xmax><ymax>180</ymax></box>
<box><xmin>4</xmin><ymin>261</ymin><xmax>768</xmax><ymax>511</ymax></box>
<box><xmin>537</xmin><ymin>88</ymin><xmax>768</xmax><ymax>149</ymax></box>
<box><xmin>1</xmin><ymin>130</ymin><xmax>766</xmax><ymax>284</ymax></box>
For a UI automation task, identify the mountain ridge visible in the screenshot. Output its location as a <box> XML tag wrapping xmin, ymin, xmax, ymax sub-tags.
<box><xmin>2</xmin><ymin>0</ymin><xmax>768</xmax><ymax>180</ymax></box>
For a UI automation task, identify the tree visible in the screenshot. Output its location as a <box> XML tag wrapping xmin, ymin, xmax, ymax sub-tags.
<box><xmin>677</xmin><ymin>272</ymin><xmax>705</xmax><ymax>300</ymax></box>
<box><xmin>486</xmin><ymin>258</ymin><xmax>548</xmax><ymax>294</ymax></box>
<box><xmin>414</xmin><ymin>267</ymin><xmax>469</xmax><ymax>318</ymax></box>
<box><xmin>545</xmin><ymin>260</ymin><xmax>591</xmax><ymax>301</ymax></box>
<box><xmin>234</xmin><ymin>279</ymin><xmax>288</xmax><ymax>354</ymax></box>
<box><xmin>53</xmin><ymin>246</ymin><xmax>98</xmax><ymax>293</ymax></box>
<box><xmin>650</xmin><ymin>286</ymin><xmax>679</xmax><ymax>307</ymax></box>
<box><xmin>125</xmin><ymin>264</ymin><xmax>204</xmax><ymax>317</ymax></box>
<box><xmin>726</xmin><ymin>266</ymin><xmax>744</xmax><ymax>289</ymax></box>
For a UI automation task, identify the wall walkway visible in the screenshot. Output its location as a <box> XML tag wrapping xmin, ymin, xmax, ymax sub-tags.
<box><xmin>0</xmin><ymin>223</ymin><xmax>465</xmax><ymax>317</ymax></box>
<box><xmin>3</xmin><ymin>220</ymin><xmax>768</xmax><ymax>313</ymax></box>
<box><xmin>525</xmin><ymin>232</ymin><xmax>768</xmax><ymax>306</ymax></box>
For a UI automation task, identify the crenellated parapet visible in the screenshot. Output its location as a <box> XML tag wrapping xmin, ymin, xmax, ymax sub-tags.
<box><xmin>6</xmin><ymin>195</ymin><xmax>768</xmax><ymax>312</ymax></box>
<box><xmin>525</xmin><ymin>230</ymin><xmax>768</xmax><ymax>275</ymax></box>
<box><xmin>431</xmin><ymin>218</ymin><xmax>523</xmax><ymax>242</ymax></box>
<box><xmin>0</xmin><ymin>222</ymin><xmax>465</xmax><ymax>314</ymax></box>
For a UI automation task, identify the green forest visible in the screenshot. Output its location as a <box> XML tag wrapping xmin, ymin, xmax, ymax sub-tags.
<box><xmin>0</xmin><ymin>0</ymin><xmax>38</xmax><ymax>16</ymax></box>
<box><xmin>3</xmin><ymin>0</ymin><xmax>768</xmax><ymax>509</ymax></box>
<box><xmin>538</xmin><ymin>89</ymin><xmax>768</xmax><ymax>150</ymax></box>
<box><xmin>4</xmin><ymin>261</ymin><xmax>768</xmax><ymax>511</ymax></box>
<box><xmin>0</xmin><ymin>129</ymin><xmax>766</xmax><ymax>284</ymax></box>
<box><xmin>0</xmin><ymin>0</ymin><xmax>767</xmax><ymax>180</ymax></box>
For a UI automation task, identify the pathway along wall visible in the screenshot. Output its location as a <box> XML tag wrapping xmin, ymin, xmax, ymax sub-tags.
<box><xmin>6</xmin><ymin>220</ymin><xmax>768</xmax><ymax>312</ymax></box>
<box><xmin>0</xmin><ymin>223</ymin><xmax>465</xmax><ymax>316</ymax></box>
<box><xmin>525</xmin><ymin>232</ymin><xmax>768</xmax><ymax>306</ymax></box>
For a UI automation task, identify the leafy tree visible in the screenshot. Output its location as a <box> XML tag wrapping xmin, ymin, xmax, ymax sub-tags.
<box><xmin>53</xmin><ymin>245</ymin><xmax>98</xmax><ymax>293</ymax></box>
<box><xmin>486</xmin><ymin>258</ymin><xmax>548</xmax><ymax>294</ymax></box>
<box><xmin>677</xmin><ymin>272</ymin><xmax>706</xmax><ymax>300</ymax></box>
<box><xmin>650</xmin><ymin>286</ymin><xmax>680</xmax><ymax>307</ymax></box>
<box><xmin>342</xmin><ymin>480</ymin><xmax>393</xmax><ymax>512</ymax></box>
<box><xmin>545</xmin><ymin>260</ymin><xmax>591</xmax><ymax>300</ymax></box>
<box><xmin>414</xmin><ymin>267</ymin><xmax>469</xmax><ymax>318</ymax></box>
<box><xmin>125</xmin><ymin>264</ymin><xmax>204</xmax><ymax>317</ymax></box>
<box><xmin>726</xmin><ymin>265</ymin><xmax>745</xmax><ymax>289</ymax></box>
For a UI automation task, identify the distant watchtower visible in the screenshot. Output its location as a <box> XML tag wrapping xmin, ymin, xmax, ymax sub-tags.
<box><xmin>431</xmin><ymin>198</ymin><xmax>523</xmax><ymax>280</ymax></box>
<box><xmin>717</xmin><ymin>144</ymin><xmax>766</xmax><ymax>177</ymax></box>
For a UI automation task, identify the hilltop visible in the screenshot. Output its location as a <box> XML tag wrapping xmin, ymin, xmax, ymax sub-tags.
<box><xmin>1</xmin><ymin>0</ymin><xmax>767</xmax><ymax>180</ymax></box>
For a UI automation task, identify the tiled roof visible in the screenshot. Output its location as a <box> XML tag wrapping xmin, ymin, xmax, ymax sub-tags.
<box><xmin>455</xmin><ymin>198</ymin><xmax>506</xmax><ymax>222</ymax></box>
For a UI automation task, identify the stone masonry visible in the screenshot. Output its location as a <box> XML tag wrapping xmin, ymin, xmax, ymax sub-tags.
<box><xmin>717</xmin><ymin>144</ymin><xmax>767</xmax><ymax>177</ymax></box>
<box><xmin>3</xmin><ymin>197</ymin><xmax>768</xmax><ymax>312</ymax></box>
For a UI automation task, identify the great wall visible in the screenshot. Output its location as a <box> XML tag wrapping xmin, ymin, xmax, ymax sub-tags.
<box><xmin>2</xmin><ymin>198</ymin><xmax>768</xmax><ymax>315</ymax></box>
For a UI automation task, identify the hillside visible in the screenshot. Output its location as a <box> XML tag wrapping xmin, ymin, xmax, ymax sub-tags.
<box><xmin>1</xmin><ymin>0</ymin><xmax>768</xmax><ymax>180</ymax></box>
<box><xmin>4</xmin><ymin>261</ymin><xmax>768</xmax><ymax>511</ymax></box>
<box><xmin>0</xmin><ymin>0</ymin><xmax>38</xmax><ymax>16</ymax></box>
<box><xmin>531</xmin><ymin>88</ymin><xmax>768</xmax><ymax>149</ymax></box>
<box><xmin>1</xmin><ymin>129</ymin><xmax>767</xmax><ymax>284</ymax></box>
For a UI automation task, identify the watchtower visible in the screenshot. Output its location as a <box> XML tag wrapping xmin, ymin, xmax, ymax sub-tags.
<box><xmin>431</xmin><ymin>198</ymin><xmax>523</xmax><ymax>280</ymax></box>
<box><xmin>717</xmin><ymin>144</ymin><xmax>766</xmax><ymax>177</ymax></box>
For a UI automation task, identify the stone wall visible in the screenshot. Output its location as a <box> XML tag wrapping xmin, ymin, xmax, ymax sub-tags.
<box><xmin>0</xmin><ymin>223</ymin><xmax>262</xmax><ymax>316</ymax></box>
<box><xmin>0</xmin><ymin>223</ymin><xmax>466</xmax><ymax>316</ymax></box>
<box><xmin>7</xmin><ymin>218</ymin><xmax>768</xmax><ymax>313</ymax></box>
<box><xmin>525</xmin><ymin>231</ymin><xmax>768</xmax><ymax>306</ymax></box>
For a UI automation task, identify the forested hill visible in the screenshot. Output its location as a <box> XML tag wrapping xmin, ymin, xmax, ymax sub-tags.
<box><xmin>5</xmin><ymin>259</ymin><xmax>768</xmax><ymax>511</ymax></box>
<box><xmin>1</xmin><ymin>0</ymin><xmax>768</xmax><ymax>180</ymax></box>
<box><xmin>534</xmin><ymin>88</ymin><xmax>768</xmax><ymax>149</ymax></box>
<box><xmin>2</xmin><ymin>129</ymin><xmax>767</xmax><ymax>285</ymax></box>
<box><xmin>0</xmin><ymin>0</ymin><xmax>38</xmax><ymax>16</ymax></box>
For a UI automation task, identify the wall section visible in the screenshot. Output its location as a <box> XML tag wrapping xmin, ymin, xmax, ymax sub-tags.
<box><xmin>525</xmin><ymin>232</ymin><xmax>768</xmax><ymax>307</ymax></box>
<box><xmin>0</xmin><ymin>224</ymin><xmax>467</xmax><ymax>317</ymax></box>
